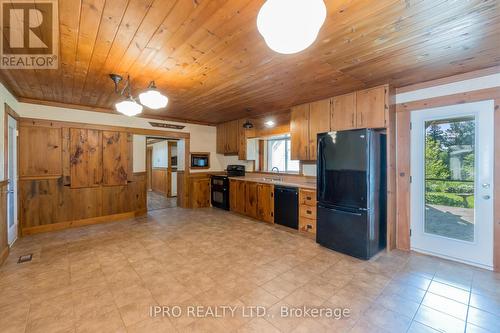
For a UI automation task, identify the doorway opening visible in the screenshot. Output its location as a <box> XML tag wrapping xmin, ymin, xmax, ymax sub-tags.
<box><xmin>146</xmin><ymin>137</ymin><xmax>179</xmax><ymax>211</ymax></box>
<box><xmin>410</xmin><ymin>100</ymin><xmax>494</xmax><ymax>269</ymax></box>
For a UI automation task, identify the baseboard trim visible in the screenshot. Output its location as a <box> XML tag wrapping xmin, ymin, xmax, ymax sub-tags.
<box><xmin>21</xmin><ymin>211</ymin><xmax>141</xmax><ymax>236</ymax></box>
<box><xmin>0</xmin><ymin>246</ymin><xmax>8</xmax><ymax>266</ymax></box>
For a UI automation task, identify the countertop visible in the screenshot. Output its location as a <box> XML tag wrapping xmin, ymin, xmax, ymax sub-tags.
<box><xmin>227</xmin><ymin>176</ymin><xmax>317</xmax><ymax>190</ymax></box>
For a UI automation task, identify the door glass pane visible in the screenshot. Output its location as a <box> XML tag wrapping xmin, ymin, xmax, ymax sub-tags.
<box><xmin>424</xmin><ymin>117</ymin><xmax>475</xmax><ymax>242</ymax></box>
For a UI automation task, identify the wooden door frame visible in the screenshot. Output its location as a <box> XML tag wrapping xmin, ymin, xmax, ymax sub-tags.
<box><xmin>395</xmin><ymin>87</ymin><xmax>500</xmax><ymax>271</ymax></box>
<box><xmin>4</xmin><ymin>104</ymin><xmax>20</xmax><ymax>243</ymax></box>
<box><xmin>146</xmin><ymin>146</ymin><xmax>153</xmax><ymax>191</ymax></box>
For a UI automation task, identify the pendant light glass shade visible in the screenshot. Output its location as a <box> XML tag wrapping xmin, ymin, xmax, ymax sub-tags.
<box><xmin>139</xmin><ymin>82</ymin><xmax>169</xmax><ymax>109</ymax></box>
<box><xmin>257</xmin><ymin>0</ymin><xmax>326</xmax><ymax>54</ymax></box>
<box><xmin>115</xmin><ymin>96</ymin><xmax>143</xmax><ymax>117</ymax></box>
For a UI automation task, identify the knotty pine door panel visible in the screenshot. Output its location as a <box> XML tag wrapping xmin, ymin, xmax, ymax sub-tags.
<box><xmin>290</xmin><ymin>104</ymin><xmax>310</xmax><ymax>161</ymax></box>
<box><xmin>331</xmin><ymin>93</ymin><xmax>357</xmax><ymax>131</ymax></box>
<box><xmin>19</xmin><ymin>126</ymin><xmax>62</xmax><ymax>177</ymax></box>
<box><xmin>69</xmin><ymin>128</ymin><xmax>102</xmax><ymax>188</ymax></box>
<box><xmin>257</xmin><ymin>183</ymin><xmax>274</xmax><ymax>223</ymax></box>
<box><xmin>102</xmin><ymin>131</ymin><xmax>129</xmax><ymax>186</ymax></box>
<box><xmin>309</xmin><ymin>99</ymin><xmax>331</xmax><ymax>160</ymax></box>
<box><xmin>356</xmin><ymin>86</ymin><xmax>387</xmax><ymax>129</ymax></box>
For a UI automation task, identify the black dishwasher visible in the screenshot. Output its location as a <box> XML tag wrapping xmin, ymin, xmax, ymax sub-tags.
<box><xmin>274</xmin><ymin>186</ymin><xmax>299</xmax><ymax>229</ymax></box>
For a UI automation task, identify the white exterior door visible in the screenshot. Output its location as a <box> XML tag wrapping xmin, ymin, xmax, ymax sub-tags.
<box><xmin>7</xmin><ymin>115</ymin><xmax>18</xmax><ymax>245</ymax></box>
<box><xmin>410</xmin><ymin>100</ymin><xmax>494</xmax><ymax>270</ymax></box>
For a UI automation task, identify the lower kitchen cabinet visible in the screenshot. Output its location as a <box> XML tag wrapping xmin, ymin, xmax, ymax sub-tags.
<box><xmin>257</xmin><ymin>183</ymin><xmax>274</xmax><ymax>223</ymax></box>
<box><xmin>190</xmin><ymin>178</ymin><xmax>211</xmax><ymax>208</ymax></box>
<box><xmin>230</xmin><ymin>180</ymin><xmax>274</xmax><ymax>224</ymax></box>
<box><xmin>299</xmin><ymin>189</ymin><xmax>317</xmax><ymax>234</ymax></box>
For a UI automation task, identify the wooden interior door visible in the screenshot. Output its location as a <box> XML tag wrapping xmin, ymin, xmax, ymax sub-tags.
<box><xmin>102</xmin><ymin>131</ymin><xmax>128</xmax><ymax>186</ymax></box>
<box><xmin>257</xmin><ymin>183</ymin><xmax>274</xmax><ymax>223</ymax></box>
<box><xmin>309</xmin><ymin>99</ymin><xmax>331</xmax><ymax>160</ymax></box>
<box><xmin>290</xmin><ymin>104</ymin><xmax>310</xmax><ymax>160</ymax></box>
<box><xmin>356</xmin><ymin>86</ymin><xmax>387</xmax><ymax>128</ymax></box>
<box><xmin>331</xmin><ymin>93</ymin><xmax>356</xmax><ymax>131</ymax></box>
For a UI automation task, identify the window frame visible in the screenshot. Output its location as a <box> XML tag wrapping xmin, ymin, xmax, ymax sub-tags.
<box><xmin>266</xmin><ymin>137</ymin><xmax>298</xmax><ymax>173</ymax></box>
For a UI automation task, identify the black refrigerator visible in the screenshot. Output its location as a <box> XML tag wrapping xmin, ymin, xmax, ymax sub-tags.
<box><xmin>316</xmin><ymin>129</ymin><xmax>386</xmax><ymax>260</ymax></box>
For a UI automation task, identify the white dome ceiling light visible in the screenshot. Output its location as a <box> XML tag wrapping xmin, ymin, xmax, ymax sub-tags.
<box><xmin>109</xmin><ymin>74</ymin><xmax>169</xmax><ymax>117</ymax></box>
<box><xmin>139</xmin><ymin>81</ymin><xmax>169</xmax><ymax>110</ymax></box>
<box><xmin>257</xmin><ymin>0</ymin><xmax>327</xmax><ymax>55</ymax></box>
<box><xmin>115</xmin><ymin>96</ymin><xmax>143</xmax><ymax>117</ymax></box>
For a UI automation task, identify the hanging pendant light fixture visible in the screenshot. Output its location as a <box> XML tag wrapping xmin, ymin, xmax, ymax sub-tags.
<box><xmin>115</xmin><ymin>96</ymin><xmax>143</xmax><ymax>117</ymax></box>
<box><xmin>257</xmin><ymin>0</ymin><xmax>327</xmax><ymax>54</ymax></box>
<box><xmin>139</xmin><ymin>81</ymin><xmax>169</xmax><ymax>110</ymax></box>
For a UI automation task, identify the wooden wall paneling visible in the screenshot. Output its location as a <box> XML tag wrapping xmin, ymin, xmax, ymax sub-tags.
<box><xmin>258</xmin><ymin>140</ymin><xmax>265</xmax><ymax>172</ymax></box>
<box><xmin>386</xmin><ymin>87</ymin><xmax>397</xmax><ymax>250</ymax></box>
<box><xmin>19</xmin><ymin>126</ymin><xmax>62</xmax><ymax>177</ymax></box>
<box><xmin>61</xmin><ymin>128</ymin><xmax>71</xmax><ymax>185</ymax></box>
<box><xmin>19</xmin><ymin>179</ymin><xmax>64</xmax><ymax>228</ymax></box>
<box><xmin>66</xmin><ymin>186</ymin><xmax>103</xmax><ymax>221</ymax></box>
<box><xmin>69</xmin><ymin>128</ymin><xmax>88</xmax><ymax>188</ymax></box>
<box><xmin>176</xmin><ymin>171</ymin><xmax>187</xmax><ymax>208</ymax></box>
<box><xmin>494</xmin><ymin>98</ymin><xmax>500</xmax><ymax>271</ymax></box>
<box><xmin>101</xmin><ymin>185</ymin><xmax>129</xmax><ymax>216</ymax></box>
<box><xmin>127</xmin><ymin>133</ymin><xmax>133</xmax><ymax>182</ymax></box>
<box><xmin>309</xmin><ymin>99</ymin><xmax>331</xmax><ymax>160</ymax></box>
<box><xmin>331</xmin><ymin>93</ymin><xmax>356</xmax><ymax>131</ymax></box>
<box><xmin>245</xmin><ymin>182</ymin><xmax>258</xmax><ymax>218</ymax></box>
<box><xmin>396</xmin><ymin>111</ymin><xmax>411</xmax><ymax>251</ymax></box>
<box><xmin>290</xmin><ymin>104</ymin><xmax>310</xmax><ymax>161</ymax></box>
<box><xmin>102</xmin><ymin>131</ymin><xmax>128</xmax><ymax>186</ymax></box>
<box><xmin>0</xmin><ymin>181</ymin><xmax>8</xmax><ymax>265</ymax></box>
<box><xmin>129</xmin><ymin>173</ymin><xmax>147</xmax><ymax>213</ymax></box>
<box><xmin>88</xmin><ymin>130</ymin><xmax>103</xmax><ymax>186</ymax></box>
<box><xmin>152</xmin><ymin>169</ymin><xmax>168</xmax><ymax>194</ymax></box>
<box><xmin>356</xmin><ymin>86</ymin><xmax>388</xmax><ymax>128</ymax></box>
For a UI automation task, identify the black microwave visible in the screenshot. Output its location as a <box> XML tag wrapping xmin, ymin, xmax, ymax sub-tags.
<box><xmin>191</xmin><ymin>153</ymin><xmax>210</xmax><ymax>169</ymax></box>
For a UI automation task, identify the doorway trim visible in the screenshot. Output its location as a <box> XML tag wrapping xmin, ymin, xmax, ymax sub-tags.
<box><xmin>395</xmin><ymin>87</ymin><xmax>500</xmax><ymax>271</ymax></box>
<box><xmin>4</xmin><ymin>104</ymin><xmax>20</xmax><ymax>245</ymax></box>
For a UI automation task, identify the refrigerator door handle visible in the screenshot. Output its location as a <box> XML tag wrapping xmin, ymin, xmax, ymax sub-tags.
<box><xmin>320</xmin><ymin>206</ymin><xmax>363</xmax><ymax>217</ymax></box>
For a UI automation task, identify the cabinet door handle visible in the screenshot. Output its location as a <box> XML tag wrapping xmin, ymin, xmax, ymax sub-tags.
<box><xmin>307</xmin><ymin>210</ymin><xmax>312</xmax><ymax>214</ymax></box>
<box><xmin>306</xmin><ymin>196</ymin><xmax>312</xmax><ymax>200</ymax></box>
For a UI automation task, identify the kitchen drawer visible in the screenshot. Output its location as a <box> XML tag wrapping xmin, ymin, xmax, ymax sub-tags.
<box><xmin>299</xmin><ymin>189</ymin><xmax>316</xmax><ymax>206</ymax></box>
<box><xmin>300</xmin><ymin>204</ymin><xmax>317</xmax><ymax>220</ymax></box>
<box><xmin>299</xmin><ymin>217</ymin><xmax>316</xmax><ymax>234</ymax></box>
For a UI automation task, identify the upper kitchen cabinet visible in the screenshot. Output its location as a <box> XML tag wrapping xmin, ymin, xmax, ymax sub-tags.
<box><xmin>216</xmin><ymin>120</ymin><xmax>239</xmax><ymax>155</ymax></box>
<box><xmin>356</xmin><ymin>85</ymin><xmax>388</xmax><ymax>129</ymax></box>
<box><xmin>290</xmin><ymin>103</ymin><xmax>310</xmax><ymax>161</ymax></box>
<box><xmin>308</xmin><ymin>99</ymin><xmax>331</xmax><ymax>160</ymax></box>
<box><xmin>331</xmin><ymin>92</ymin><xmax>356</xmax><ymax>131</ymax></box>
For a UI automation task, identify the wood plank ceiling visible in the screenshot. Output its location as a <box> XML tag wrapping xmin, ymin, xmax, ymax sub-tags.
<box><xmin>1</xmin><ymin>0</ymin><xmax>499</xmax><ymax>124</ymax></box>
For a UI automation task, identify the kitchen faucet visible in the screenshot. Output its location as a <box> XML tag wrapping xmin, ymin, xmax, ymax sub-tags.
<box><xmin>271</xmin><ymin>167</ymin><xmax>279</xmax><ymax>173</ymax></box>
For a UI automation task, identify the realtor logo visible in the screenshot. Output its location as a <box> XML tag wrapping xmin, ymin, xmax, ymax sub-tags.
<box><xmin>1</xmin><ymin>0</ymin><xmax>58</xmax><ymax>69</ymax></box>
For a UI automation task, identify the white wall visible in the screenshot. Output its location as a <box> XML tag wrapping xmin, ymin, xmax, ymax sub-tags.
<box><xmin>132</xmin><ymin>135</ymin><xmax>146</xmax><ymax>172</ymax></box>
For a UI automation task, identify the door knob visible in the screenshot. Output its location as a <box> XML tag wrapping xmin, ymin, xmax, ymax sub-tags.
<box><xmin>483</xmin><ymin>195</ymin><xmax>491</xmax><ymax>200</ymax></box>
<box><xmin>482</xmin><ymin>183</ymin><xmax>490</xmax><ymax>189</ymax></box>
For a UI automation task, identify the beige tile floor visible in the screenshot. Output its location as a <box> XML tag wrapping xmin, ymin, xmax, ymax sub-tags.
<box><xmin>0</xmin><ymin>207</ymin><xmax>499</xmax><ymax>333</ymax></box>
